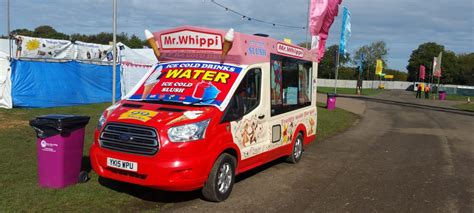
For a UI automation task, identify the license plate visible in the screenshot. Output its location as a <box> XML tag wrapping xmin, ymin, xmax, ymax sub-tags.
<box><xmin>107</xmin><ymin>157</ymin><xmax>138</xmax><ymax>172</ymax></box>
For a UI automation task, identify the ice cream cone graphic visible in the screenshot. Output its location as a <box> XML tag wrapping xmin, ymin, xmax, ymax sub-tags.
<box><xmin>144</xmin><ymin>29</ymin><xmax>160</xmax><ymax>60</ymax></box>
<box><xmin>221</xmin><ymin>28</ymin><xmax>234</xmax><ymax>62</ymax></box>
<box><xmin>141</xmin><ymin>84</ymin><xmax>153</xmax><ymax>99</ymax></box>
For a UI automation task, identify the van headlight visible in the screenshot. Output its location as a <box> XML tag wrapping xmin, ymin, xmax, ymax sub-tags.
<box><xmin>97</xmin><ymin>114</ymin><xmax>107</xmax><ymax>130</ymax></box>
<box><xmin>168</xmin><ymin>119</ymin><xmax>210</xmax><ymax>142</ymax></box>
<box><xmin>97</xmin><ymin>102</ymin><xmax>121</xmax><ymax>130</ymax></box>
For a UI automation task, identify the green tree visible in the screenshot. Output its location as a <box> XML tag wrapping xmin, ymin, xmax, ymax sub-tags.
<box><xmin>406</xmin><ymin>42</ymin><xmax>443</xmax><ymax>82</ymax></box>
<box><xmin>33</xmin><ymin>25</ymin><xmax>68</xmax><ymax>40</ymax></box>
<box><xmin>384</xmin><ymin>69</ymin><xmax>408</xmax><ymax>81</ymax></box>
<box><xmin>297</xmin><ymin>42</ymin><xmax>311</xmax><ymax>50</ymax></box>
<box><xmin>126</xmin><ymin>34</ymin><xmax>144</xmax><ymax>48</ymax></box>
<box><xmin>456</xmin><ymin>53</ymin><xmax>474</xmax><ymax>85</ymax></box>
<box><xmin>439</xmin><ymin>51</ymin><xmax>459</xmax><ymax>84</ymax></box>
<box><xmin>318</xmin><ymin>45</ymin><xmax>350</xmax><ymax>79</ymax></box>
<box><xmin>353</xmin><ymin>41</ymin><xmax>389</xmax><ymax>80</ymax></box>
<box><xmin>10</xmin><ymin>28</ymin><xmax>33</xmax><ymax>37</ymax></box>
<box><xmin>407</xmin><ymin>42</ymin><xmax>461</xmax><ymax>84</ymax></box>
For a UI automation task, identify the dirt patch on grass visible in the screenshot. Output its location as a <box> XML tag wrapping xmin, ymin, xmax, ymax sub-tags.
<box><xmin>0</xmin><ymin>118</ymin><xmax>29</xmax><ymax>130</ymax></box>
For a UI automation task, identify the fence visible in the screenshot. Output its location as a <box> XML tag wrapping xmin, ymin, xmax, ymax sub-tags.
<box><xmin>317</xmin><ymin>79</ymin><xmax>412</xmax><ymax>90</ymax></box>
<box><xmin>317</xmin><ymin>78</ymin><xmax>474</xmax><ymax>95</ymax></box>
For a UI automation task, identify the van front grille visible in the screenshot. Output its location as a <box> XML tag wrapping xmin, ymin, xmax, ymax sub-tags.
<box><xmin>99</xmin><ymin>123</ymin><xmax>159</xmax><ymax>156</ymax></box>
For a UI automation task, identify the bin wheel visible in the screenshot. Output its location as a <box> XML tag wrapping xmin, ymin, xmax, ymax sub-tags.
<box><xmin>78</xmin><ymin>171</ymin><xmax>90</xmax><ymax>183</ymax></box>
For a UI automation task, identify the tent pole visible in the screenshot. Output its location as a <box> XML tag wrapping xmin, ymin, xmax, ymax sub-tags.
<box><xmin>7</xmin><ymin>0</ymin><xmax>11</xmax><ymax>60</ymax></box>
<box><xmin>112</xmin><ymin>0</ymin><xmax>117</xmax><ymax>104</ymax></box>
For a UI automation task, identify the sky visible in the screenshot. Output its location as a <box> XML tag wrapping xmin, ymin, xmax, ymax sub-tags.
<box><xmin>0</xmin><ymin>0</ymin><xmax>473</xmax><ymax>71</ymax></box>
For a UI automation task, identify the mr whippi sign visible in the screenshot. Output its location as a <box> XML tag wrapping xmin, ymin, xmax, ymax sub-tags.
<box><xmin>160</xmin><ymin>30</ymin><xmax>223</xmax><ymax>50</ymax></box>
<box><xmin>129</xmin><ymin>62</ymin><xmax>242</xmax><ymax>109</ymax></box>
<box><xmin>276</xmin><ymin>43</ymin><xmax>304</xmax><ymax>58</ymax></box>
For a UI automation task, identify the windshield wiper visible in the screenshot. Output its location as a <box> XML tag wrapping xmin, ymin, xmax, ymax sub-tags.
<box><xmin>188</xmin><ymin>98</ymin><xmax>215</xmax><ymax>105</ymax></box>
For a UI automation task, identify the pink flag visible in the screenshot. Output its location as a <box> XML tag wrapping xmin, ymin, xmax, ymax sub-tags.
<box><xmin>309</xmin><ymin>0</ymin><xmax>328</xmax><ymax>36</ymax></box>
<box><xmin>309</xmin><ymin>0</ymin><xmax>342</xmax><ymax>62</ymax></box>
<box><xmin>419</xmin><ymin>65</ymin><xmax>425</xmax><ymax>80</ymax></box>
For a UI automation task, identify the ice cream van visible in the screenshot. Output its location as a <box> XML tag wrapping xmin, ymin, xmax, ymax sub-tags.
<box><xmin>90</xmin><ymin>26</ymin><xmax>318</xmax><ymax>201</ymax></box>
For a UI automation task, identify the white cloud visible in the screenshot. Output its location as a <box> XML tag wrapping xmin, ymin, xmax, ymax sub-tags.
<box><xmin>0</xmin><ymin>0</ymin><xmax>472</xmax><ymax>71</ymax></box>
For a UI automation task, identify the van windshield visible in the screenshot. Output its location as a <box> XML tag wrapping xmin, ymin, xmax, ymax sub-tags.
<box><xmin>127</xmin><ymin>62</ymin><xmax>243</xmax><ymax>109</ymax></box>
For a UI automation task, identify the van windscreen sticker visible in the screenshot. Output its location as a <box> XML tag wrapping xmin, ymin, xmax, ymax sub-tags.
<box><xmin>128</xmin><ymin>62</ymin><xmax>242</xmax><ymax>108</ymax></box>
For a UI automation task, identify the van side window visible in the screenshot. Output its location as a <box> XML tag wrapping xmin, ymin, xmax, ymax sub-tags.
<box><xmin>222</xmin><ymin>68</ymin><xmax>261</xmax><ymax>122</ymax></box>
<box><xmin>270</xmin><ymin>54</ymin><xmax>312</xmax><ymax>116</ymax></box>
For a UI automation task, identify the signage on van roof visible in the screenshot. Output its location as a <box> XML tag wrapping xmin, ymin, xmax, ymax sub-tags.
<box><xmin>276</xmin><ymin>42</ymin><xmax>304</xmax><ymax>58</ymax></box>
<box><xmin>153</xmin><ymin>26</ymin><xmax>316</xmax><ymax>64</ymax></box>
<box><xmin>159</xmin><ymin>29</ymin><xmax>223</xmax><ymax>51</ymax></box>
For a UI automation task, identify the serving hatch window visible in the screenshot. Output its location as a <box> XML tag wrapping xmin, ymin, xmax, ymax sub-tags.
<box><xmin>128</xmin><ymin>62</ymin><xmax>243</xmax><ymax>109</ymax></box>
<box><xmin>270</xmin><ymin>54</ymin><xmax>312</xmax><ymax>116</ymax></box>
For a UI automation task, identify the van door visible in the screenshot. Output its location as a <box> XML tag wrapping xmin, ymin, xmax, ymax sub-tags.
<box><xmin>226</xmin><ymin>67</ymin><xmax>269</xmax><ymax>170</ymax></box>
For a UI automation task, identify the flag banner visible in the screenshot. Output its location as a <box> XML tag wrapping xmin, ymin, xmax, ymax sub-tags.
<box><xmin>311</xmin><ymin>35</ymin><xmax>319</xmax><ymax>50</ymax></box>
<box><xmin>420</xmin><ymin>65</ymin><xmax>426</xmax><ymax>80</ymax></box>
<box><xmin>339</xmin><ymin>7</ymin><xmax>351</xmax><ymax>55</ymax></box>
<box><xmin>309</xmin><ymin>0</ymin><xmax>342</xmax><ymax>62</ymax></box>
<box><xmin>434</xmin><ymin>52</ymin><xmax>443</xmax><ymax>77</ymax></box>
<box><xmin>16</xmin><ymin>36</ymin><xmax>74</xmax><ymax>59</ymax></box>
<box><xmin>358</xmin><ymin>52</ymin><xmax>364</xmax><ymax>72</ymax></box>
<box><xmin>75</xmin><ymin>41</ymin><xmax>113</xmax><ymax>61</ymax></box>
<box><xmin>309</xmin><ymin>0</ymin><xmax>329</xmax><ymax>38</ymax></box>
<box><xmin>14</xmin><ymin>35</ymin><xmax>113</xmax><ymax>61</ymax></box>
<box><xmin>375</xmin><ymin>59</ymin><xmax>383</xmax><ymax>75</ymax></box>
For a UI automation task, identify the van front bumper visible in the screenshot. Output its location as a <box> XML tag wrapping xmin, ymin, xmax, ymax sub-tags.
<box><xmin>90</xmin><ymin>143</ymin><xmax>210</xmax><ymax>191</ymax></box>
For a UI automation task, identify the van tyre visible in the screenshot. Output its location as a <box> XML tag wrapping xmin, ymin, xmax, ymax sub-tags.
<box><xmin>286</xmin><ymin>133</ymin><xmax>303</xmax><ymax>163</ymax></box>
<box><xmin>202</xmin><ymin>153</ymin><xmax>236</xmax><ymax>202</ymax></box>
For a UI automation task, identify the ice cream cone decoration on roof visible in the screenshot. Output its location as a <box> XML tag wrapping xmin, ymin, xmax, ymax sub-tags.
<box><xmin>144</xmin><ymin>29</ymin><xmax>161</xmax><ymax>60</ymax></box>
<box><xmin>221</xmin><ymin>28</ymin><xmax>234</xmax><ymax>62</ymax></box>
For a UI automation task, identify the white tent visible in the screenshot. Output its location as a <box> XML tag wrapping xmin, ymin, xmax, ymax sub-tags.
<box><xmin>0</xmin><ymin>38</ymin><xmax>158</xmax><ymax>108</ymax></box>
<box><xmin>0</xmin><ymin>51</ymin><xmax>12</xmax><ymax>109</ymax></box>
<box><xmin>120</xmin><ymin>45</ymin><xmax>157</xmax><ymax>97</ymax></box>
<box><xmin>0</xmin><ymin>39</ymin><xmax>13</xmax><ymax>109</ymax></box>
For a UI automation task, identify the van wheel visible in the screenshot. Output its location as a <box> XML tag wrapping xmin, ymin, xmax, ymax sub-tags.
<box><xmin>286</xmin><ymin>133</ymin><xmax>303</xmax><ymax>164</ymax></box>
<box><xmin>202</xmin><ymin>153</ymin><xmax>236</xmax><ymax>202</ymax></box>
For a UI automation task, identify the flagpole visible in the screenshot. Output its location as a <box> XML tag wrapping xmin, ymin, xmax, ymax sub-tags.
<box><xmin>334</xmin><ymin>47</ymin><xmax>340</xmax><ymax>94</ymax></box>
<box><xmin>305</xmin><ymin>0</ymin><xmax>310</xmax><ymax>49</ymax></box>
<box><xmin>7</xmin><ymin>0</ymin><xmax>11</xmax><ymax>60</ymax></box>
<box><xmin>112</xmin><ymin>0</ymin><xmax>117</xmax><ymax>104</ymax></box>
<box><xmin>429</xmin><ymin>62</ymin><xmax>433</xmax><ymax>99</ymax></box>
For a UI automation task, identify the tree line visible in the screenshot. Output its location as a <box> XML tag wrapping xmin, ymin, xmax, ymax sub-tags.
<box><xmin>306</xmin><ymin>41</ymin><xmax>408</xmax><ymax>82</ymax></box>
<box><xmin>3</xmin><ymin>25</ymin><xmax>148</xmax><ymax>49</ymax></box>
<box><xmin>299</xmin><ymin>40</ymin><xmax>473</xmax><ymax>85</ymax></box>
<box><xmin>407</xmin><ymin>42</ymin><xmax>473</xmax><ymax>85</ymax></box>
<box><xmin>4</xmin><ymin>26</ymin><xmax>472</xmax><ymax>85</ymax></box>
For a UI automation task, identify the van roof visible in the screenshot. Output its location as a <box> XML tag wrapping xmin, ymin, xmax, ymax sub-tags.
<box><xmin>152</xmin><ymin>25</ymin><xmax>317</xmax><ymax>65</ymax></box>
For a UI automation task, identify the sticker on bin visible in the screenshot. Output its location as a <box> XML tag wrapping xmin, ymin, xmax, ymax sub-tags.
<box><xmin>107</xmin><ymin>157</ymin><xmax>138</xmax><ymax>172</ymax></box>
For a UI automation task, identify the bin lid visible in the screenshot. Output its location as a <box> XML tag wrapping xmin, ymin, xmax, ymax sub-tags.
<box><xmin>30</xmin><ymin>114</ymin><xmax>90</xmax><ymax>131</ymax></box>
<box><xmin>327</xmin><ymin>93</ymin><xmax>337</xmax><ymax>97</ymax></box>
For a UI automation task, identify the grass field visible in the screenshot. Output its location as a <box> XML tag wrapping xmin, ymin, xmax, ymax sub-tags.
<box><xmin>317</xmin><ymin>86</ymin><xmax>384</xmax><ymax>96</ymax></box>
<box><xmin>444</xmin><ymin>94</ymin><xmax>473</xmax><ymax>101</ymax></box>
<box><xmin>453</xmin><ymin>103</ymin><xmax>474</xmax><ymax>112</ymax></box>
<box><xmin>0</xmin><ymin>102</ymin><xmax>356</xmax><ymax>211</ymax></box>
